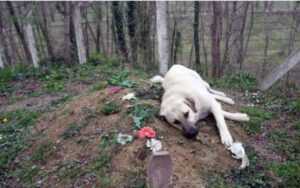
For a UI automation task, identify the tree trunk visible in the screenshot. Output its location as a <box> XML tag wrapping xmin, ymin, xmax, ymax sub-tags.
<box><xmin>127</xmin><ymin>1</ymin><xmax>138</xmax><ymax>64</ymax></box>
<box><xmin>0</xmin><ymin>44</ymin><xmax>4</xmax><ymax>68</ymax></box>
<box><xmin>73</xmin><ymin>2</ymin><xmax>87</xmax><ymax>64</ymax></box>
<box><xmin>139</xmin><ymin>2</ymin><xmax>152</xmax><ymax>70</ymax></box>
<box><xmin>200</xmin><ymin>3</ymin><xmax>208</xmax><ymax>76</ymax></box>
<box><xmin>237</xmin><ymin>2</ymin><xmax>249</xmax><ymax>71</ymax></box>
<box><xmin>173</xmin><ymin>31</ymin><xmax>181</xmax><ymax>65</ymax></box>
<box><xmin>193</xmin><ymin>1</ymin><xmax>200</xmax><ymax>68</ymax></box>
<box><xmin>64</xmin><ymin>1</ymin><xmax>71</xmax><ymax>65</ymax></box>
<box><xmin>106</xmin><ymin>2</ymin><xmax>110</xmax><ymax>56</ymax></box>
<box><xmin>95</xmin><ymin>5</ymin><xmax>102</xmax><ymax>53</ymax></box>
<box><xmin>0</xmin><ymin>4</ymin><xmax>11</xmax><ymax>65</ymax></box>
<box><xmin>41</xmin><ymin>2</ymin><xmax>55</xmax><ymax>60</ymax></box>
<box><xmin>83</xmin><ymin>5</ymin><xmax>90</xmax><ymax>59</ymax></box>
<box><xmin>6</xmin><ymin>1</ymin><xmax>32</xmax><ymax>62</ymax></box>
<box><xmin>156</xmin><ymin>1</ymin><xmax>169</xmax><ymax>74</ymax></box>
<box><xmin>112</xmin><ymin>1</ymin><xmax>128</xmax><ymax>62</ymax></box>
<box><xmin>25</xmin><ymin>21</ymin><xmax>39</xmax><ymax>68</ymax></box>
<box><xmin>211</xmin><ymin>2</ymin><xmax>222</xmax><ymax>77</ymax></box>
<box><xmin>222</xmin><ymin>2</ymin><xmax>231</xmax><ymax>73</ymax></box>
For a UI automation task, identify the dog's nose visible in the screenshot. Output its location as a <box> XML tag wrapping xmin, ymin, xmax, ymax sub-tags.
<box><xmin>183</xmin><ymin>127</ymin><xmax>199</xmax><ymax>138</ymax></box>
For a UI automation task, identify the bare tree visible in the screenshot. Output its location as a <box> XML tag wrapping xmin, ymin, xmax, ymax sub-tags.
<box><xmin>139</xmin><ymin>2</ymin><xmax>152</xmax><ymax>69</ymax></box>
<box><xmin>127</xmin><ymin>1</ymin><xmax>138</xmax><ymax>64</ymax></box>
<box><xmin>112</xmin><ymin>1</ymin><xmax>128</xmax><ymax>62</ymax></box>
<box><xmin>0</xmin><ymin>43</ymin><xmax>4</xmax><ymax>68</ymax></box>
<box><xmin>156</xmin><ymin>1</ymin><xmax>169</xmax><ymax>74</ymax></box>
<box><xmin>6</xmin><ymin>1</ymin><xmax>32</xmax><ymax>62</ymax></box>
<box><xmin>199</xmin><ymin>3</ymin><xmax>208</xmax><ymax>76</ymax></box>
<box><xmin>236</xmin><ymin>2</ymin><xmax>249</xmax><ymax>71</ymax></box>
<box><xmin>211</xmin><ymin>1</ymin><xmax>222</xmax><ymax>77</ymax></box>
<box><xmin>0</xmin><ymin>3</ymin><xmax>11</xmax><ymax>66</ymax></box>
<box><xmin>25</xmin><ymin>8</ymin><xmax>40</xmax><ymax>68</ymax></box>
<box><xmin>41</xmin><ymin>2</ymin><xmax>55</xmax><ymax>60</ymax></box>
<box><xmin>222</xmin><ymin>2</ymin><xmax>232</xmax><ymax>73</ymax></box>
<box><xmin>193</xmin><ymin>1</ymin><xmax>200</xmax><ymax>69</ymax></box>
<box><xmin>64</xmin><ymin>1</ymin><xmax>71</xmax><ymax>65</ymax></box>
<box><xmin>73</xmin><ymin>2</ymin><xmax>87</xmax><ymax>64</ymax></box>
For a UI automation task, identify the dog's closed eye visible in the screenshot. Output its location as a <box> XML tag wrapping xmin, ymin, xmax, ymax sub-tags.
<box><xmin>174</xmin><ymin>119</ymin><xmax>181</xmax><ymax>124</ymax></box>
<box><xmin>183</xmin><ymin>111</ymin><xmax>189</xmax><ymax>118</ymax></box>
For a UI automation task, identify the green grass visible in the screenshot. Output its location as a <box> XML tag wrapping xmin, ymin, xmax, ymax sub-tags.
<box><xmin>242</xmin><ymin>106</ymin><xmax>274</xmax><ymax>134</ymax></box>
<box><xmin>89</xmin><ymin>133</ymin><xmax>115</xmax><ymax>187</ymax></box>
<box><xmin>89</xmin><ymin>81</ymin><xmax>109</xmax><ymax>92</ymax></box>
<box><xmin>242</xmin><ymin>106</ymin><xmax>274</xmax><ymax>120</ymax></box>
<box><xmin>11</xmin><ymin>164</ymin><xmax>40</xmax><ymax>184</ymax></box>
<box><xmin>100</xmin><ymin>101</ymin><xmax>121</xmax><ymax>115</ymax></box>
<box><xmin>0</xmin><ymin>109</ymin><xmax>39</xmax><ymax>175</ymax></box>
<box><xmin>270</xmin><ymin>161</ymin><xmax>300</xmax><ymax>188</ymax></box>
<box><xmin>0</xmin><ymin>64</ymin><xmax>37</xmax><ymax>93</ymax></box>
<box><xmin>31</xmin><ymin>141</ymin><xmax>54</xmax><ymax>164</ymax></box>
<box><xmin>61</xmin><ymin>123</ymin><xmax>83</xmax><ymax>139</ymax></box>
<box><xmin>213</xmin><ymin>72</ymin><xmax>256</xmax><ymax>91</ymax></box>
<box><xmin>269</xmin><ymin>128</ymin><xmax>299</xmax><ymax>160</ymax></box>
<box><xmin>289</xmin><ymin>98</ymin><xmax>300</xmax><ymax>113</ymax></box>
<box><xmin>121</xmin><ymin>169</ymin><xmax>146</xmax><ymax>188</ymax></box>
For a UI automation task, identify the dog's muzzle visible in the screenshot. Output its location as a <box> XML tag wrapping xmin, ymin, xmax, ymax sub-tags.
<box><xmin>182</xmin><ymin>126</ymin><xmax>199</xmax><ymax>138</ymax></box>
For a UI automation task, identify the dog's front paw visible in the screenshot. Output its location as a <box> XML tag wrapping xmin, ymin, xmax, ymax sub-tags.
<box><xmin>239</xmin><ymin>113</ymin><xmax>250</xmax><ymax>121</ymax></box>
<box><xmin>227</xmin><ymin>98</ymin><xmax>235</xmax><ymax>105</ymax></box>
<box><xmin>221</xmin><ymin>131</ymin><xmax>233</xmax><ymax>147</ymax></box>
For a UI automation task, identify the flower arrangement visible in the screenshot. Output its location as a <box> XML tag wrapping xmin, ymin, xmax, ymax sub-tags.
<box><xmin>138</xmin><ymin>126</ymin><xmax>156</xmax><ymax>139</ymax></box>
<box><xmin>138</xmin><ymin>126</ymin><xmax>162</xmax><ymax>152</ymax></box>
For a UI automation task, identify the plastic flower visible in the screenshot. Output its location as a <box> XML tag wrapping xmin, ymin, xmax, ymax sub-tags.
<box><xmin>122</xmin><ymin>93</ymin><xmax>136</xmax><ymax>101</ymax></box>
<box><xmin>146</xmin><ymin>138</ymin><xmax>162</xmax><ymax>152</ymax></box>
<box><xmin>117</xmin><ymin>133</ymin><xmax>133</xmax><ymax>145</ymax></box>
<box><xmin>107</xmin><ymin>86</ymin><xmax>124</xmax><ymax>94</ymax></box>
<box><xmin>139</xmin><ymin>126</ymin><xmax>156</xmax><ymax>139</ymax></box>
<box><xmin>226</xmin><ymin>142</ymin><xmax>249</xmax><ymax>169</ymax></box>
<box><xmin>2</xmin><ymin>118</ymin><xmax>8</xmax><ymax>123</ymax></box>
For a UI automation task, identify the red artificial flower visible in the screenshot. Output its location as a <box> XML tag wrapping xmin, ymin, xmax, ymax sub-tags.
<box><xmin>139</xmin><ymin>126</ymin><xmax>156</xmax><ymax>139</ymax></box>
<box><xmin>107</xmin><ymin>86</ymin><xmax>123</xmax><ymax>94</ymax></box>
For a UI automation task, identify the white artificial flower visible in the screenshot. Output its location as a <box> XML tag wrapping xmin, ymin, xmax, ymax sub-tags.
<box><xmin>226</xmin><ymin>142</ymin><xmax>250</xmax><ymax>169</ymax></box>
<box><xmin>146</xmin><ymin>138</ymin><xmax>162</xmax><ymax>152</ymax></box>
<box><xmin>122</xmin><ymin>93</ymin><xmax>136</xmax><ymax>101</ymax></box>
<box><xmin>117</xmin><ymin>133</ymin><xmax>133</xmax><ymax>145</ymax></box>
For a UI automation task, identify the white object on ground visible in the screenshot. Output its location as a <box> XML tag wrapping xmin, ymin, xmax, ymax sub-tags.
<box><xmin>117</xmin><ymin>133</ymin><xmax>133</xmax><ymax>145</ymax></box>
<box><xmin>122</xmin><ymin>93</ymin><xmax>136</xmax><ymax>101</ymax></box>
<box><xmin>146</xmin><ymin>138</ymin><xmax>162</xmax><ymax>152</ymax></box>
<box><xmin>226</xmin><ymin>142</ymin><xmax>250</xmax><ymax>169</ymax></box>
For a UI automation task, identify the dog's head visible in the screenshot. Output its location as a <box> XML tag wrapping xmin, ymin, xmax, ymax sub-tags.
<box><xmin>160</xmin><ymin>96</ymin><xmax>199</xmax><ymax>138</ymax></box>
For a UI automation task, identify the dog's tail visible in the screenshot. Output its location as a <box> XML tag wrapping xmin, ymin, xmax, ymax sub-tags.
<box><xmin>150</xmin><ymin>75</ymin><xmax>164</xmax><ymax>84</ymax></box>
<box><xmin>222</xmin><ymin>111</ymin><xmax>250</xmax><ymax>122</ymax></box>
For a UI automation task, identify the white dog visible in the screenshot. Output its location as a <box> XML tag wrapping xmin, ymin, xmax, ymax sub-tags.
<box><xmin>151</xmin><ymin>65</ymin><xmax>249</xmax><ymax>147</ymax></box>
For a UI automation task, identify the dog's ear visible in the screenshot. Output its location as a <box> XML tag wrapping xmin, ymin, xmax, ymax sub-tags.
<box><xmin>184</xmin><ymin>98</ymin><xmax>197</xmax><ymax>113</ymax></box>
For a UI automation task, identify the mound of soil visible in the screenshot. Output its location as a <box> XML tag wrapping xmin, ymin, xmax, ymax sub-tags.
<box><xmin>7</xmin><ymin>85</ymin><xmax>251</xmax><ymax>187</ymax></box>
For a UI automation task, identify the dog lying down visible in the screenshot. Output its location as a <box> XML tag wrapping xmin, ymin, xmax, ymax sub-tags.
<box><xmin>150</xmin><ymin>64</ymin><xmax>249</xmax><ymax>147</ymax></box>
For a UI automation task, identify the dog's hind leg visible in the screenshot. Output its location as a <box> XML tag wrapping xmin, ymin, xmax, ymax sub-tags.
<box><xmin>222</xmin><ymin>111</ymin><xmax>249</xmax><ymax>122</ymax></box>
<box><xmin>208</xmin><ymin>88</ymin><xmax>227</xmax><ymax>97</ymax></box>
<box><xmin>200</xmin><ymin>80</ymin><xmax>227</xmax><ymax>97</ymax></box>
<box><xmin>150</xmin><ymin>75</ymin><xmax>164</xmax><ymax>84</ymax></box>
<box><xmin>212</xmin><ymin>94</ymin><xmax>235</xmax><ymax>105</ymax></box>
<box><xmin>211</xmin><ymin>101</ymin><xmax>233</xmax><ymax>147</ymax></box>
